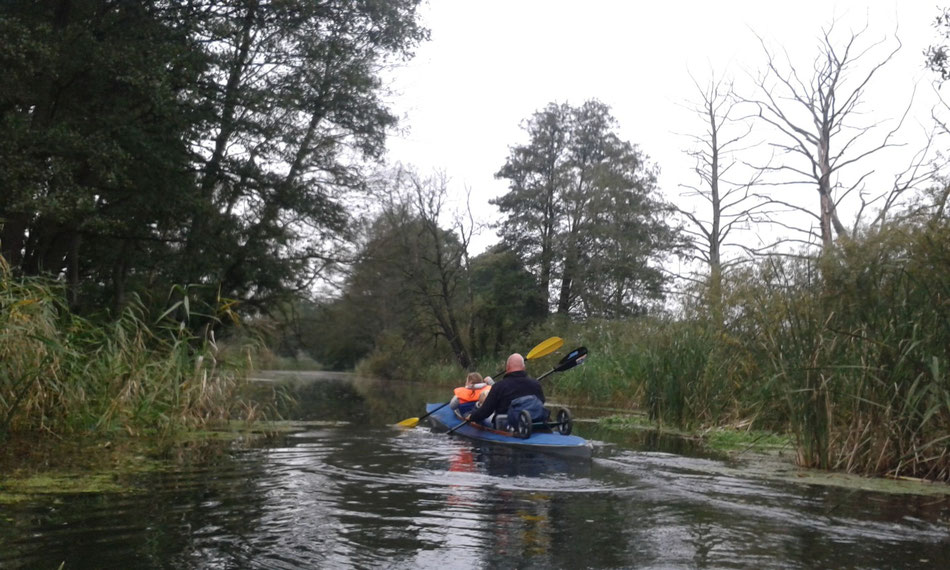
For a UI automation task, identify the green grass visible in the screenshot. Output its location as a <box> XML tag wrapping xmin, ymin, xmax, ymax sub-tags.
<box><xmin>597</xmin><ymin>414</ymin><xmax>792</xmax><ymax>454</ymax></box>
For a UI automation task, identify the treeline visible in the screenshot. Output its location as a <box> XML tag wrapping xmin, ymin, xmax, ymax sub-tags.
<box><xmin>3</xmin><ymin>2</ymin><xmax>950</xmax><ymax>483</ymax></box>
<box><xmin>0</xmin><ymin>0</ymin><xmax>428</xmax><ymax>436</ymax></box>
<box><xmin>276</xmin><ymin>102</ymin><xmax>679</xmax><ymax>375</ymax></box>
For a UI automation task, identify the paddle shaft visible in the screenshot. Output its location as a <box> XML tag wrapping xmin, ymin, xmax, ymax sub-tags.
<box><xmin>414</xmin><ymin>400</ymin><xmax>450</xmax><ymax>424</ymax></box>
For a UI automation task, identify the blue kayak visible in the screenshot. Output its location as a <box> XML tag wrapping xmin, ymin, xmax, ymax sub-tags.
<box><xmin>425</xmin><ymin>403</ymin><xmax>592</xmax><ymax>458</ymax></box>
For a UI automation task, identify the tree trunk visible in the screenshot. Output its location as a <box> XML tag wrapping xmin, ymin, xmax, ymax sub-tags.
<box><xmin>112</xmin><ymin>240</ymin><xmax>132</xmax><ymax>313</ymax></box>
<box><xmin>556</xmin><ymin>241</ymin><xmax>577</xmax><ymax>315</ymax></box>
<box><xmin>0</xmin><ymin>215</ymin><xmax>28</xmax><ymax>268</ymax></box>
<box><xmin>65</xmin><ymin>231</ymin><xmax>81</xmax><ymax>308</ymax></box>
<box><xmin>708</xmin><ymin>103</ymin><xmax>724</xmax><ymax>328</ymax></box>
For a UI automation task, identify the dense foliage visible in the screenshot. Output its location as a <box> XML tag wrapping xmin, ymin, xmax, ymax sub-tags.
<box><xmin>0</xmin><ymin>0</ymin><xmax>427</xmax><ymax>314</ymax></box>
<box><xmin>281</xmin><ymin>171</ymin><xmax>546</xmax><ymax>376</ymax></box>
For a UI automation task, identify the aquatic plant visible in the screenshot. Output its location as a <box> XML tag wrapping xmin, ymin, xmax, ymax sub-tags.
<box><xmin>541</xmin><ymin>219</ymin><xmax>950</xmax><ymax>482</ymax></box>
<box><xmin>0</xmin><ymin>260</ymin><xmax>259</xmax><ymax>437</ymax></box>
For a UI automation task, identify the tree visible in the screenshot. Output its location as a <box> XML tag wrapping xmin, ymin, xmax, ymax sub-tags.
<box><xmin>344</xmin><ymin>169</ymin><xmax>474</xmax><ymax>369</ymax></box>
<box><xmin>494</xmin><ymin>100</ymin><xmax>677</xmax><ymax>317</ymax></box>
<box><xmin>744</xmin><ymin>23</ymin><xmax>904</xmax><ymax>251</ymax></box>
<box><xmin>678</xmin><ymin>75</ymin><xmax>769</xmax><ymax>325</ymax></box>
<box><xmin>469</xmin><ymin>246</ymin><xmax>546</xmax><ymax>356</ymax></box>
<box><xmin>0</xmin><ymin>1</ymin><xmax>202</xmax><ymax>308</ymax></box>
<box><xmin>492</xmin><ymin>103</ymin><xmax>568</xmax><ymax>312</ymax></box>
<box><xmin>178</xmin><ymin>0</ymin><xmax>428</xmax><ymax>311</ymax></box>
<box><xmin>0</xmin><ymin>0</ymin><xmax>428</xmax><ymax>316</ymax></box>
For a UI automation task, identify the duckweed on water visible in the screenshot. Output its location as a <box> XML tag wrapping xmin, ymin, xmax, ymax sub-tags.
<box><xmin>0</xmin><ymin>473</ymin><xmax>129</xmax><ymax>503</ymax></box>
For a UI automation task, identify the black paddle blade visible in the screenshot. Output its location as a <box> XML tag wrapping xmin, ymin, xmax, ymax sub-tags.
<box><xmin>554</xmin><ymin>346</ymin><xmax>588</xmax><ymax>372</ymax></box>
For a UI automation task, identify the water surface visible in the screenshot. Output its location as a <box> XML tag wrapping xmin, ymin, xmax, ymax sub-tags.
<box><xmin>1</xmin><ymin>374</ymin><xmax>947</xmax><ymax>568</ymax></box>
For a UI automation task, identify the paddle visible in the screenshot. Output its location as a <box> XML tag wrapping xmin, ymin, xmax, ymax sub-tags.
<box><xmin>537</xmin><ymin>345</ymin><xmax>588</xmax><ymax>380</ymax></box>
<box><xmin>395</xmin><ymin>336</ymin><xmax>564</xmax><ymax>428</ymax></box>
<box><xmin>447</xmin><ymin>346</ymin><xmax>588</xmax><ymax>434</ymax></box>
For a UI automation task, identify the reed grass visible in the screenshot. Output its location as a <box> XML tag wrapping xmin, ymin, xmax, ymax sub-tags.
<box><xmin>0</xmin><ymin>261</ymin><xmax>258</xmax><ymax>438</ymax></box>
<box><xmin>540</xmin><ymin>220</ymin><xmax>950</xmax><ymax>482</ymax></box>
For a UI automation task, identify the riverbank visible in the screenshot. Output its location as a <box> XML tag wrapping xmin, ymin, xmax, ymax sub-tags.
<box><xmin>0</xmin><ymin>271</ymin><xmax>263</xmax><ymax>440</ymax></box>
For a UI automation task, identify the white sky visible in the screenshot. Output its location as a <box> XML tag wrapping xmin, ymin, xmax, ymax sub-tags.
<box><xmin>383</xmin><ymin>1</ymin><xmax>947</xmax><ymax>255</ymax></box>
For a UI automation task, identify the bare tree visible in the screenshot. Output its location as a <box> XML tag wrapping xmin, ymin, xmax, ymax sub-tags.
<box><xmin>744</xmin><ymin>22</ymin><xmax>906</xmax><ymax>250</ymax></box>
<box><xmin>861</xmin><ymin>122</ymin><xmax>941</xmax><ymax>229</ymax></box>
<box><xmin>678</xmin><ymin>74</ymin><xmax>768</xmax><ymax>324</ymax></box>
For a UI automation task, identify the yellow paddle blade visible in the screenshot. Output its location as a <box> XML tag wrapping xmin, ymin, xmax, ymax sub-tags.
<box><xmin>396</xmin><ymin>417</ymin><xmax>420</xmax><ymax>428</ymax></box>
<box><xmin>526</xmin><ymin>336</ymin><xmax>564</xmax><ymax>360</ymax></box>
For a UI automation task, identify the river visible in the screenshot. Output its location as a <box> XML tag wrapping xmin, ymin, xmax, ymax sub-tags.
<box><xmin>1</xmin><ymin>372</ymin><xmax>948</xmax><ymax>568</ymax></box>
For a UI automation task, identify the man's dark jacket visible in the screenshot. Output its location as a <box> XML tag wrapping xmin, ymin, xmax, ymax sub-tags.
<box><xmin>468</xmin><ymin>370</ymin><xmax>544</xmax><ymax>423</ymax></box>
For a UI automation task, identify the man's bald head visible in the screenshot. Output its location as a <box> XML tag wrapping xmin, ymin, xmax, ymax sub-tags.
<box><xmin>505</xmin><ymin>353</ymin><xmax>525</xmax><ymax>373</ymax></box>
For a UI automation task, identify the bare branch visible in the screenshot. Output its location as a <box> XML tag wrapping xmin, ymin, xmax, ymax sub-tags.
<box><xmin>741</xmin><ymin>21</ymin><xmax>906</xmax><ymax>249</ymax></box>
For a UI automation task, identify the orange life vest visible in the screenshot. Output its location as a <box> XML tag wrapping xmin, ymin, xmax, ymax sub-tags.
<box><xmin>453</xmin><ymin>384</ymin><xmax>490</xmax><ymax>404</ymax></box>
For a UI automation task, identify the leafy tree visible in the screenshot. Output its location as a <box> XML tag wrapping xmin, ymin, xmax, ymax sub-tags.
<box><xmin>293</xmin><ymin>214</ymin><xmax>545</xmax><ymax>371</ymax></box>
<box><xmin>180</xmin><ymin>0</ymin><xmax>427</xmax><ymax>312</ymax></box>
<box><xmin>0</xmin><ymin>0</ymin><xmax>203</xmax><ymax>309</ymax></box>
<box><xmin>469</xmin><ymin>246</ymin><xmax>546</xmax><ymax>356</ymax></box>
<box><xmin>0</xmin><ymin>0</ymin><xmax>428</xmax><ymax>316</ymax></box>
<box><xmin>493</xmin><ymin>103</ymin><xmax>568</xmax><ymax>312</ymax></box>
<box><xmin>493</xmin><ymin>100</ymin><xmax>678</xmax><ymax>317</ymax></box>
<box><xmin>329</xmin><ymin>169</ymin><xmax>475</xmax><ymax>371</ymax></box>
<box><xmin>269</xmin><ymin>297</ymin><xmax>374</xmax><ymax>370</ymax></box>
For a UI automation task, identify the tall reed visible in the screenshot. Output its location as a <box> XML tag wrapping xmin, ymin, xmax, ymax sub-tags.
<box><xmin>0</xmin><ymin>261</ymin><xmax>257</xmax><ymax>438</ymax></box>
<box><xmin>533</xmin><ymin>220</ymin><xmax>950</xmax><ymax>481</ymax></box>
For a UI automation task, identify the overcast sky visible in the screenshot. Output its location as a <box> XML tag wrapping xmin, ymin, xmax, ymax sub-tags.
<box><xmin>383</xmin><ymin>1</ymin><xmax>946</xmax><ymax>254</ymax></box>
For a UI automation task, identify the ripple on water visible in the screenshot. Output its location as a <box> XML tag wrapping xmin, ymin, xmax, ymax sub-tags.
<box><xmin>597</xmin><ymin>449</ymin><xmax>950</xmax><ymax>545</ymax></box>
<box><xmin>2</xmin><ymin>424</ymin><xmax>949</xmax><ymax>569</ymax></box>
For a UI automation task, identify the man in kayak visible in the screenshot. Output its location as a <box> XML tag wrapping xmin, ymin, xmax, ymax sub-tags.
<box><xmin>448</xmin><ymin>372</ymin><xmax>493</xmax><ymax>416</ymax></box>
<box><xmin>466</xmin><ymin>353</ymin><xmax>546</xmax><ymax>429</ymax></box>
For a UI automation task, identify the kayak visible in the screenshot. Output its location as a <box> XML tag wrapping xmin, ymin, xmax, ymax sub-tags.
<box><xmin>425</xmin><ymin>402</ymin><xmax>593</xmax><ymax>458</ymax></box>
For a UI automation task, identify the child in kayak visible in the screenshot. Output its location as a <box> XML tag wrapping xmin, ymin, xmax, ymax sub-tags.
<box><xmin>448</xmin><ymin>372</ymin><xmax>493</xmax><ymax>416</ymax></box>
